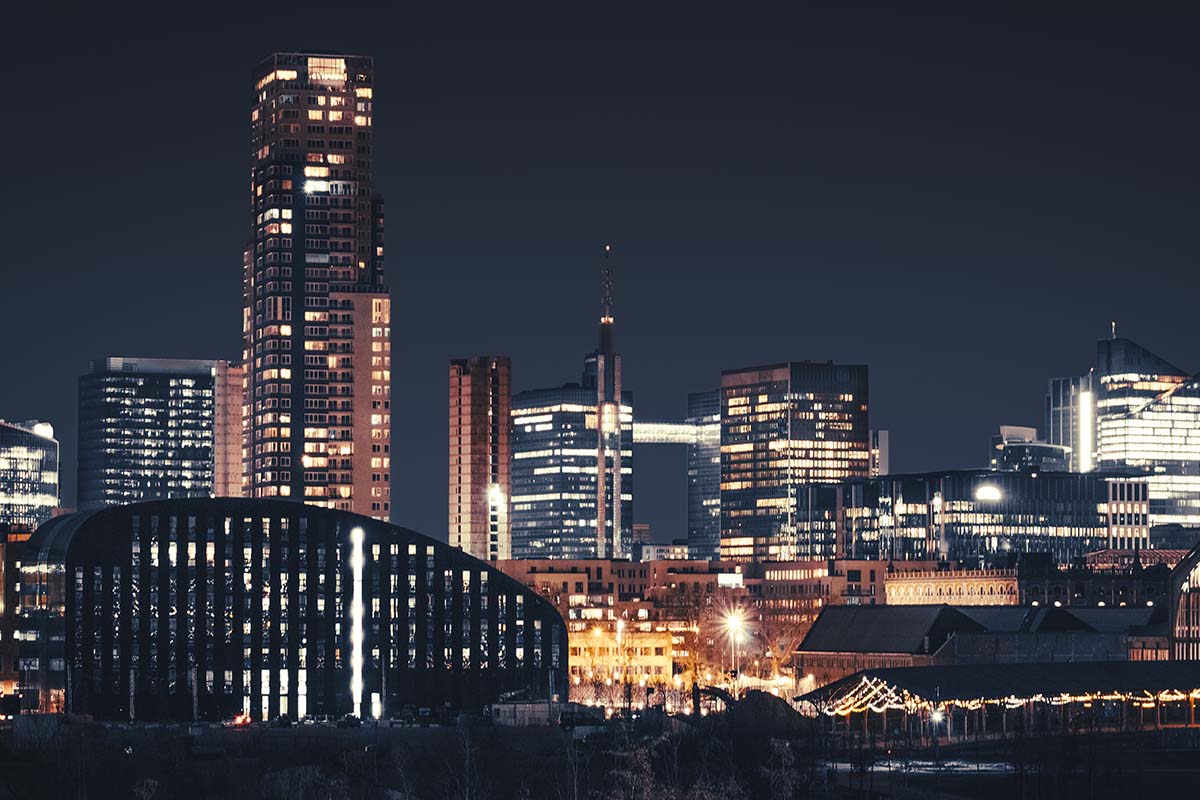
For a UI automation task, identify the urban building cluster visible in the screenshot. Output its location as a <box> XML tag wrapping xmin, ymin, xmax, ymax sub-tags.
<box><xmin>449</xmin><ymin>331</ymin><xmax>1200</xmax><ymax>568</ymax></box>
<box><xmin>3</xmin><ymin>48</ymin><xmax>1200</xmax><ymax>726</ymax></box>
<box><xmin>0</xmin><ymin>52</ymin><xmax>514</xmax><ymax>723</ymax></box>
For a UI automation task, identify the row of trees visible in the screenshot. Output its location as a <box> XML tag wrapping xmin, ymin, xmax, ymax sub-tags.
<box><xmin>4</xmin><ymin>707</ymin><xmax>828</xmax><ymax>800</ymax></box>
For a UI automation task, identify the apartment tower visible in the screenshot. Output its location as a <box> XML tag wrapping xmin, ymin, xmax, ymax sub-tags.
<box><xmin>448</xmin><ymin>356</ymin><xmax>512</xmax><ymax>560</ymax></box>
<box><xmin>243</xmin><ymin>52</ymin><xmax>391</xmax><ymax>519</ymax></box>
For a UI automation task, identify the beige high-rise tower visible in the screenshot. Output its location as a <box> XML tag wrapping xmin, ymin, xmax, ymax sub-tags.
<box><xmin>448</xmin><ymin>356</ymin><xmax>511</xmax><ymax>560</ymax></box>
<box><xmin>214</xmin><ymin>361</ymin><xmax>246</xmax><ymax>497</ymax></box>
<box><xmin>243</xmin><ymin>52</ymin><xmax>391</xmax><ymax>519</ymax></box>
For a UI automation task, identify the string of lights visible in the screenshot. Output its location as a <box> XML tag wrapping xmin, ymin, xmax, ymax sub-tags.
<box><xmin>811</xmin><ymin>673</ymin><xmax>1200</xmax><ymax>717</ymax></box>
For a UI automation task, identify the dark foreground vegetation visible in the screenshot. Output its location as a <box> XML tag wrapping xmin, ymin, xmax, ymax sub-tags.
<box><xmin>2</xmin><ymin>692</ymin><xmax>1200</xmax><ymax>799</ymax></box>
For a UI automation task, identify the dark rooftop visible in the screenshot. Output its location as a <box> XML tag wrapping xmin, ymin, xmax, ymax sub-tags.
<box><xmin>799</xmin><ymin>604</ymin><xmax>1168</xmax><ymax>655</ymax></box>
<box><xmin>798</xmin><ymin>605</ymin><xmax>983</xmax><ymax>654</ymax></box>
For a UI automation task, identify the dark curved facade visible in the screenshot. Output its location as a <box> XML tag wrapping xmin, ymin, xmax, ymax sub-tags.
<box><xmin>1172</xmin><ymin>544</ymin><xmax>1200</xmax><ymax>660</ymax></box>
<box><xmin>18</xmin><ymin>499</ymin><xmax>566</xmax><ymax>721</ymax></box>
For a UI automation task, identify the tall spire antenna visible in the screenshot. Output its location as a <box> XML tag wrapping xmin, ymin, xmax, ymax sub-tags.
<box><xmin>601</xmin><ymin>243</ymin><xmax>614</xmax><ymax>323</ymax></box>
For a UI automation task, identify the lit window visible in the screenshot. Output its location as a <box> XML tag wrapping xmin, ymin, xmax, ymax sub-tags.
<box><xmin>308</xmin><ymin>57</ymin><xmax>347</xmax><ymax>84</ymax></box>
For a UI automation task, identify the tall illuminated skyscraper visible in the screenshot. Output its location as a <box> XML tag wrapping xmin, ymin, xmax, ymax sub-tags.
<box><xmin>243</xmin><ymin>52</ymin><xmax>391</xmax><ymax>519</ymax></box>
<box><xmin>719</xmin><ymin>361</ymin><xmax>870</xmax><ymax>561</ymax></box>
<box><xmin>1047</xmin><ymin>336</ymin><xmax>1200</xmax><ymax>526</ymax></box>
<box><xmin>686</xmin><ymin>390</ymin><xmax>721</xmax><ymax>559</ymax></box>
<box><xmin>510</xmin><ymin>383</ymin><xmax>634</xmax><ymax>559</ymax></box>
<box><xmin>511</xmin><ymin>252</ymin><xmax>633</xmax><ymax>559</ymax></box>
<box><xmin>1045</xmin><ymin>373</ymin><xmax>1095</xmax><ymax>472</ymax></box>
<box><xmin>582</xmin><ymin>246</ymin><xmax>625</xmax><ymax>557</ymax></box>
<box><xmin>449</xmin><ymin>356</ymin><xmax>511</xmax><ymax>560</ymax></box>
<box><xmin>1094</xmin><ymin>338</ymin><xmax>1200</xmax><ymax>526</ymax></box>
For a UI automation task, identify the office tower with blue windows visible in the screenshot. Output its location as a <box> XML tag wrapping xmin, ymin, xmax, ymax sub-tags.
<box><xmin>78</xmin><ymin>358</ymin><xmax>243</xmax><ymax>510</ymax></box>
<box><xmin>510</xmin><ymin>253</ymin><xmax>633</xmax><ymax>559</ymax></box>
<box><xmin>686</xmin><ymin>390</ymin><xmax>721</xmax><ymax>558</ymax></box>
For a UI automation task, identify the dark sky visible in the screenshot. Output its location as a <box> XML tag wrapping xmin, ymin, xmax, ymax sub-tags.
<box><xmin>3</xmin><ymin>5</ymin><xmax>1198</xmax><ymax>541</ymax></box>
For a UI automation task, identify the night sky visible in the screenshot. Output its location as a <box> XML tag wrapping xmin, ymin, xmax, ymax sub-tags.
<box><xmin>4</xmin><ymin>5</ymin><xmax>1198</xmax><ymax>542</ymax></box>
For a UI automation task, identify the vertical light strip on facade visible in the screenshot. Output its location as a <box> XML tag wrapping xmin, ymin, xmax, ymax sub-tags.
<box><xmin>349</xmin><ymin>526</ymin><xmax>365</xmax><ymax>717</ymax></box>
<box><xmin>1079</xmin><ymin>390</ymin><xmax>1094</xmax><ymax>473</ymax></box>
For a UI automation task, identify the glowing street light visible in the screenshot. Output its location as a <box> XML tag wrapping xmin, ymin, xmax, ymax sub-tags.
<box><xmin>723</xmin><ymin>609</ymin><xmax>746</xmax><ymax>637</ymax></box>
<box><xmin>723</xmin><ymin>609</ymin><xmax>747</xmax><ymax>697</ymax></box>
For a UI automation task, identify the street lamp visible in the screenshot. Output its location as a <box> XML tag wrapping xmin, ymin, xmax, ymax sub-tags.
<box><xmin>723</xmin><ymin>609</ymin><xmax>747</xmax><ymax>697</ymax></box>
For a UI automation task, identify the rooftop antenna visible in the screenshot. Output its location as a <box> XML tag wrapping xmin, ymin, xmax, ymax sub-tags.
<box><xmin>600</xmin><ymin>244</ymin><xmax>614</xmax><ymax>324</ymax></box>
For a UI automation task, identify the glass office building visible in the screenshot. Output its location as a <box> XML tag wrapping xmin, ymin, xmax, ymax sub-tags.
<box><xmin>1045</xmin><ymin>373</ymin><xmax>1095</xmax><ymax>473</ymax></box>
<box><xmin>686</xmin><ymin>390</ymin><xmax>721</xmax><ymax>559</ymax></box>
<box><xmin>1094</xmin><ymin>338</ymin><xmax>1200</xmax><ymax>527</ymax></box>
<box><xmin>16</xmin><ymin>499</ymin><xmax>566</xmax><ymax>721</ymax></box>
<box><xmin>814</xmin><ymin>470</ymin><xmax>1149</xmax><ymax>565</ymax></box>
<box><xmin>1046</xmin><ymin>338</ymin><xmax>1200</xmax><ymax>527</ymax></box>
<box><xmin>510</xmin><ymin>383</ymin><xmax>633</xmax><ymax>560</ymax></box>
<box><xmin>720</xmin><ymin>361</ymin><xmax>870</xmax><ymax>562</ymax></box>
<box><xmin>78</xmin><ymin>358</ymin><xmax>241</xmax><ymax>510</ymax></box>
<box><xmin>510</xmin><ymin>256</ymin><xmax>634</xmax><ymax>560</ymax></box>
<box><xmin>0</xmin><ymin>420</ymin><xmax>59</xmax><ymax>528</ymax></box>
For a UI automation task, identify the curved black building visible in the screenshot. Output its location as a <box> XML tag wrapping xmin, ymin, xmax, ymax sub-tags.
<box><xmin>18</xmin><ymin>499</ymin><xmax>566</xmax><ymax>722</ymax></box>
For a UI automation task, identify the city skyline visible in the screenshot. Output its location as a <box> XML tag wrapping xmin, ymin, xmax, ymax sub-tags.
<box><xmin>4</xmin><ymin>8</ymin><xmax>1199</xmax><ymax>543</ymax></box>
<box><xmin>6</xmin><ymin>10</ymin><xmax>1200</xmax><ymax>791</ymax></box>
